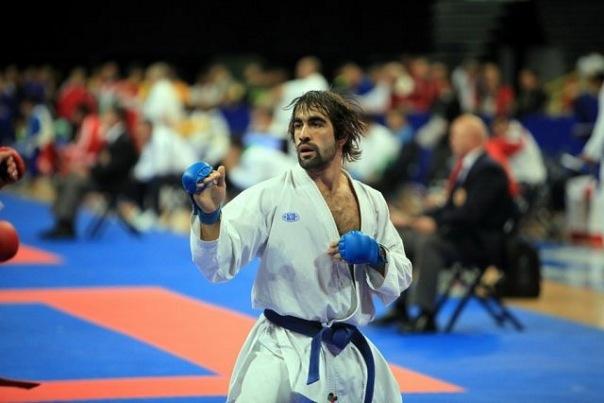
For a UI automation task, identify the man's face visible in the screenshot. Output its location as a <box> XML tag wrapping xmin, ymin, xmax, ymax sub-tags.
<box><xmin>449</xmin><ymin>121</ymin><xmax>469</xmax><ymax>158</ymax></box>
<box><xmin>292</xmin><ymin>108</ymin><xmax>338</xmax><ymax>171</ymax></box>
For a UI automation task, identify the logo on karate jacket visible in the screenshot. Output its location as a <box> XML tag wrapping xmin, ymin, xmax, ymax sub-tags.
<box><xmin>281</xmin><ymin>212</ymin><xmax>300</xmax><ymax>222</ymax></box>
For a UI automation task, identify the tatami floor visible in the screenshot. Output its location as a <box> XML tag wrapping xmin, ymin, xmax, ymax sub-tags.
<box><xmin>21</xmin><ymin>178</ymin><xmax>604</xmax><ymax>329</ymax></box>
<box><xmin>1</xmin><ymin>187</ymin><xmax>603</xmax><ymax>402</ymax></box>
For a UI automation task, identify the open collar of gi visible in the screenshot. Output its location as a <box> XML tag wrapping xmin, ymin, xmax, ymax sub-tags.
<box><xmin>292</xmin><ymin>164</ymin><xmax>371</xmax><ymax>237</ymax></box>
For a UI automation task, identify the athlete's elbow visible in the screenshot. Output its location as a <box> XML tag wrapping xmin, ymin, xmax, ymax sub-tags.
<box><xmin>208</xmin><ymin>273</ymin><xmax>232</xmax><ymax>283</ymax></box>
<box><xmin>197</xmin><ymin>266</ymin><xmax>234</xmax><ymax>283</ymax></box>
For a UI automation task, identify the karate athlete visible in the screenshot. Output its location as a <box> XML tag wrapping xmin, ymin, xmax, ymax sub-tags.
<box><xmin>184</xmin><ymin>90</ymin><xmax>412</xmax><ymax>402</ymax></box>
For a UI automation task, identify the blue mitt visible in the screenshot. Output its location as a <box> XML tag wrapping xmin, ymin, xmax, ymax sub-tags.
<box><xmin>181</xmin><ymin>161</ymin><xmax>221</xmax><ymax>224</ymax></box>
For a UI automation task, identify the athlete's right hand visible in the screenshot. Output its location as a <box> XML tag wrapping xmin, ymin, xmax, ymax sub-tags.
<box><xmin>182</xmin><ymin>162</ymin><xmax>227</xmax><ymax>214</ymax></box>
<box><xmin>195</xmin><ymin>165</ymin><xmax>226</xmax><ymax>214</ymax></box>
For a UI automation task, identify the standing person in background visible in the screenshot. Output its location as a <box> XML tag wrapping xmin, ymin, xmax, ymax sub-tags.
<box><xmin>581</xmin><ymin>77</ymin><xmax>604</xmax><ymax>181</ymax></box>
<box><xmin>184</xmin><ymin>90</ymin><xmax>411</xmax><ymax>402</ymax></box>
<box><xmin>578</xmin><ymin>76</ymin><xmax>604</xmax><ymax>243</ymax></box>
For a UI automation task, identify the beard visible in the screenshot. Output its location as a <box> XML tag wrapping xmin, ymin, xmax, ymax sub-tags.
<box><xmin>297</xmin><ymin>141</ymin><xmax>337</xmax><ymax>171</ymax></box>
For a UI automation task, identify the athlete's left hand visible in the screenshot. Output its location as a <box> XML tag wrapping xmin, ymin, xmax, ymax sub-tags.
<box><xmin>328</xmin><ymin>230</ymin><xmax>382</xmax><ymax>266</ymax></box>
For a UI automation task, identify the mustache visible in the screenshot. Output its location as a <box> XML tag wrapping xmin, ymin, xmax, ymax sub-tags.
<box><xmin>297</xmin><ymin>142</ymin><xmax>319</xmax><ymax>152</ymax></box>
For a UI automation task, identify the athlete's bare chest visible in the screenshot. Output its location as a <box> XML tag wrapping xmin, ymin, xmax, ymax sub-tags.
<box><xmin>322</xmin><ymin>190</ymin><xmax>361</xmax><ymax>235</ymax></box>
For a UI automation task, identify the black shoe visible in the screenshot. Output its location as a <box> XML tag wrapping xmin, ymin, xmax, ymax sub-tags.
<box><xmin>400</xmin><ymin>312</ymin><xmax>438</xmax><ymax>333</ymax></box>
<box><xmin>372</xmin><ymin>309</ymin><xmax>409</xmax><ymax>327</ymax></box>
<box><xmin>40</xmin><ymin>225</ymin><xmax>75</xmax><ymax>240</ymax></box>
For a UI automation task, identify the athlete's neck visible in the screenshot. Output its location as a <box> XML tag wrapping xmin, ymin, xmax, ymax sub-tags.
<box><xmin>307</xmin><ymin>160</ymin><xmax>344</xmax><ymax>193</ymax></box>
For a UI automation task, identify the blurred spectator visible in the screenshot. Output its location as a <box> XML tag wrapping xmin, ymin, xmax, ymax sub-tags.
<box><xmin>416</xmin><ymin>63</ymin><xmax>460</xmax><ymax>148</ymax></box>
<box><xmin>115</xmin><ymin>64</ymin><xmax>145</xmax><ymax>133</ymax></box>
<box><xmin>242</xmin><ymin>61</ymin><xmax>275</xmax><ymax>107</ymax></box>
<box><xmin>57</xmin><ymin>103</ymin><xmax>103</xmax><ymax>175</ymax></box>
<box><xmin>477</xmin><ymin>63</ymin><xmax>515</xmax><ymax>118</ymax></box>
<box><xmin>431</xmin><ymin>62</ymin><xmax>451</xmax><ymax>99</ymax></box>
<box><xmin>91</xmin><ymin>61</ymin><xmax>121</xmax><ymax>114</ymax></box>
<box><xmin>0</xmin><ymin>72</ymin><xmax>18</xmax><ymax>145</ymax></box>
<box><xmin>374</xmin><ymin>108</ymin><xmax>419</xmax><ymax>196</ymax></box>
<box><xmin>387</xmin><ymin>61</ymin><xmax>415</xmax><ymax>113</ymax></box>
<box><xmin>184</xmin><ymin>102</ymin><xmax>231</xmax><ymax>167</ymax></box>
<box><xmin>16</xmin><ymin>94</ymin><xmax>55</xmax><ymax>176</ymax></box>
<box><xmin>37</xmin><ymin>102</ymin><xmax>102</xmax><ymax>177</ymax></box>
<box><xmin>452</xmin><ymin>58</ymin><xmax>480</xmax><ymax>113</ymax></box>
<box><xmin>356</xmin><ymin>63</ymin><xmax>398</xmax><ymax>116</ymax></box>
<box><xmin>116</xmin><ymin>64</ymin><xmax>144</xmax><ymax>102</ymax></box>
<box><xmin>142</xmin><ymin>62</ymin><xmax>184</xmax><ymax>127</ymax></box>
<box><xmin>556</xmin><ymin>73</ymin><xmax>581</xmax><ymax>115</ymax></box>
<box><xmin>269</xmin><ymin>56</ymin><xmax>328</xmax><ymax>137</ymax></box>
<box><xmin>380</xmin><ymin>114</ymin><xmax>515</xmax><ymax>332</ymax></box>
<box><xmin>573</xmin><ymin>74</ymin><xmax>602</xmax><ymax>127</ymax></box>
<box><xmin>21</xmin><ymin>67</ymin><xmax>47</xmax><ymax>106</ymax></box>
<box><xmin>37</xmin><ymin>65</ymin><xmax>59</xmax><ymax>104</ymax></box>
<box><xmin>55</xmin><ymin>67</ymin><xmax>97</xmax><ymax>122</ymax></box>
<box><xmin>576</xmin><ymin>53</ymin><xmax>604</xmax><ymax>82</ymax></box>
<box><xmin>514</xmin><ymin>68</ymin><xmax>548</xmax><ymax>118</ymax></box>
<box><xmin>572</xmin><ymin>55</ymin><xmax>604</xmax><ymax>140</ymax></box>
<box><xmin>397</xmin><ymin>56</ymin><xmax>439</xmax><ymax>113</ymax></box>
<box><xmin>491</xmin><ymin>116</ymin><xmax>545</xmax><ymax>188</ymax></box>
<box><xmin>486</xmin><ymin>116</ymin><xmax>548</xmax><ymax>202</ymax></box>
<box><xmin>333</xmin><ymin>62</ymin><xmax>373</xmax><ymax>97</ymax></box>
<box><xmin>126</xmin><ymin>119</ymin><xmax>196</xmax><ymax>228</ymax></box>
<box><xmin>190</xmin><ymin>63</ymin><xmax>240</xmax><ymax>110</ymax></box>
<box><xmin>40</xmin><ymin>104</ymin><xmax>138</xmax><ymax>239</ymax></box>
<box><xmin>345</xmin><ymin>117</ymin><xmax>400</xmax><ymax>186</ymax></box>
<box><xmin>229</xmin><ymin>106</ymin><xmax>294</xmax><ymax>191</ymax></box>
<box><xmin>581</xmin><ymin>79</ymin><xmax>604</xmax><ymax>182</ymax></box>
<box><xmin>416</xmin><ymin>67</ymin><xmax>462</xmax><ymax>185</ymax></box>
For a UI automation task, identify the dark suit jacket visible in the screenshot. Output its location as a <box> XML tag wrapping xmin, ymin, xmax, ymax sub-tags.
<box><xmin>90</xmin><ymin>129</ymin><xmax>138</xmax><ymax>194</ymax></box>
<box><xmin>430</xmin><ymin>151</ymin><xmax>515</xmax><ymax>267</ymax></box>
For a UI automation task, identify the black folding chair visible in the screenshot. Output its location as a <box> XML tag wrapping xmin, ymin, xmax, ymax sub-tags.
<box><xmin>435</xmin><ymin>262</ymin><xmax>524</xmax><ymax>332</ymax></box>
<box><xmin>434</xmin><ymin>209</ymin><xmax>526</xmax><ymax>333</ymax></box>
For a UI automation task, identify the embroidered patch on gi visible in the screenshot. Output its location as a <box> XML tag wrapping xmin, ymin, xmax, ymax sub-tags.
<box><xmin>282</xmin><ymin>212</ymin><xmax>300</xmax><ymax>222</ymax></box>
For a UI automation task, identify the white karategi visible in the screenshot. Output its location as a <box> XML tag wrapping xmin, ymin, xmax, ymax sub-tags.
<box><xmin>190</xmin><ymin>164</ymin><xmax>412</xmax><ymax>402</ymax></box>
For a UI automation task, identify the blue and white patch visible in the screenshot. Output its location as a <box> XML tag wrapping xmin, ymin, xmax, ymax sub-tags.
<box><xmin>282</xmin><ymin>212</ymin><xmax>300</xmax><ymax>222</ymax></box>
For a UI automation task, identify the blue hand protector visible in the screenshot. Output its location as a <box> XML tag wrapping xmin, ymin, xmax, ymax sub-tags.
<box><xmin>181</xmin><ymin>161</ymin><xmax>221</xmax><ymax>224</ymax></box>
<box><xmin>182</xmin><ymin>161</ymin><xmax>213</xmax><ymax>194</ymax></box>
<box><xmin>338</xmin><ymin>230</ymin><xmax>382</xmax><ymax>266</ymax></box>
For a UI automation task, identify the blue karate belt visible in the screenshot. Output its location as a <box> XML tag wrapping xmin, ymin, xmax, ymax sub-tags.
<box><xmin>264</xmin><ymin>309</ymin><xmax>375</xmax><ymax>403</ymax></box>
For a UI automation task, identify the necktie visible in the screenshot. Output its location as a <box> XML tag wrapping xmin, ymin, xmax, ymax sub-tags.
<box><xmin>447</xmin><ymin>158</ymin><xmax>463</xmax><ymax>192</ymax></box>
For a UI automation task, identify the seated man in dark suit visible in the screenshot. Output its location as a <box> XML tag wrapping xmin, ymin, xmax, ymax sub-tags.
<box><xmin>380</xmin><ymin>113</ymin><xmax>515</xmax><ymax>332</ymax></box>
<box><xmin>40</xmin><ymin>104</ymin><xmax>139</xmax><ymax>239</ymax></box>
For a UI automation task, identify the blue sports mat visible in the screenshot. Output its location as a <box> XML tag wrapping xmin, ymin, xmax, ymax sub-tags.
<box><xmin>1</xmin><ymin>193</ymin><xmax>603</xmax><ymax>402</ymax></box>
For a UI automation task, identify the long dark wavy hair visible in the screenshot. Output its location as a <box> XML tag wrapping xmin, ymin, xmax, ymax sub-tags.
<box><xmin>286</xmin><ymin>90</ymin><xmax>367</xmax><ymax>162</ymax></box>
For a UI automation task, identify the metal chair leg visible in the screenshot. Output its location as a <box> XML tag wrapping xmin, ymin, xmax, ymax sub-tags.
<box><xmin>444</xmin><ymin>268</ymin><xmax>483</xmax><ymax>332</ymax></box>
<box><xmin>491</xmin><ymin>294</ymin><xmax>524</xmax><ymax>330</ymax></box>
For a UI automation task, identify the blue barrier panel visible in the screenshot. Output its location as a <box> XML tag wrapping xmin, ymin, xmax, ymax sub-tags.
<box><xmin>520</xmin><ymin>115</ymin><xmax>586</xmax><ymax>157</ymax></box>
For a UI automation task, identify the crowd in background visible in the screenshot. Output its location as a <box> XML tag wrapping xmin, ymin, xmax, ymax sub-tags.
<box><xmin>0</xmin><ymin>52</ymin><xmax>602</xmax><ymax>237</ymax></box>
